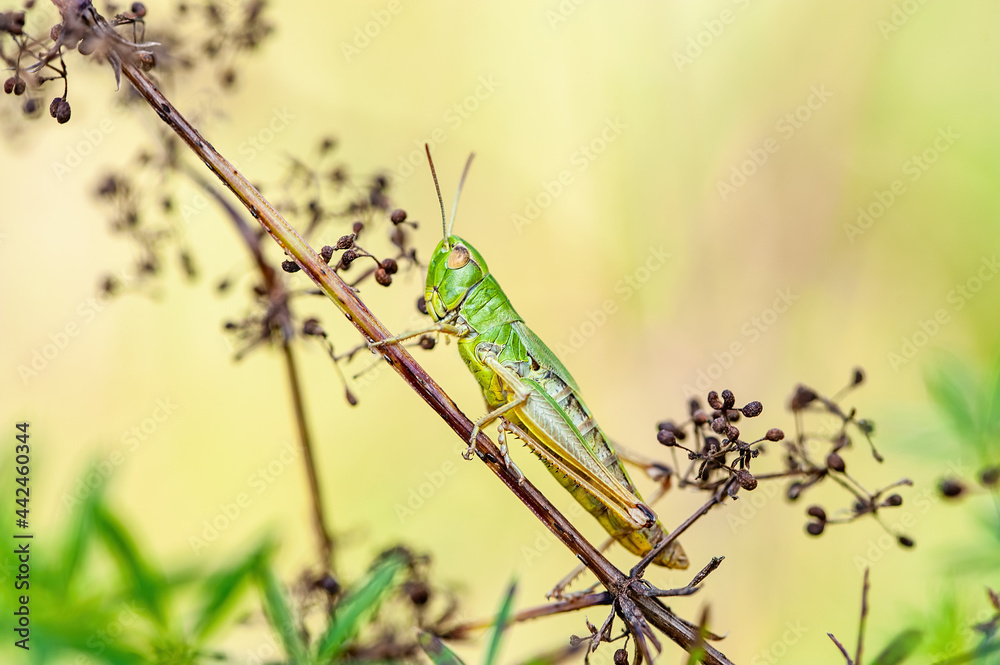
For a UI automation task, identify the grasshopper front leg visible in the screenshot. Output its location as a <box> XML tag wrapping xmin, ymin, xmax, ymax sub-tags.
<box><xmin>368</xmin><ymin>319</ymin><xmax>469</xmax><ymax>349</ymax></box>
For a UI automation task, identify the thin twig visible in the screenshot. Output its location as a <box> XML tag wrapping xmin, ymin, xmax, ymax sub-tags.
<box><xmin>856</xmin><ymin>568</ymin><xmax>870</xmax><ymax>665</ymax></box>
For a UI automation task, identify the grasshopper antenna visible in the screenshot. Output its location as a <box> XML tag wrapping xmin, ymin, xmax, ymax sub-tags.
<box><xmin>424</xmin><ymin>144</ymin><xmax>449</xmax><ymax>247</ymax></box>
<box><xmin>447</xmin><ymin>152</ymin><xmax>475</xmax><ymax>237</ymax></box>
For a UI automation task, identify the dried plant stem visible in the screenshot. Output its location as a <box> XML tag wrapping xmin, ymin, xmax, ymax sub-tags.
<box><xmin>281</xmin><ymin>342</ymin><xmax>334</xmax><ymax>571</ymax></box>
<box><xmin>58</xmin><ymin>5</ymin><xmax>735</xmax><ymax>661</ymax></box>
<box><xmin>189</xmin><ymin>170</ymin><xmax>334</xmax><ymax>573</ymax></box>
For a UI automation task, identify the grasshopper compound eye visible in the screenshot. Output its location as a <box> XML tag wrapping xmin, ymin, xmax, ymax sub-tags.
<box><xmin>446</xmin><ymin>245</ymin><xmax>471</xmax><ymax>269</ymax></box>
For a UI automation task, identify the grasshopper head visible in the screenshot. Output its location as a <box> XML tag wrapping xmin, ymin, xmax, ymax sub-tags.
<box><xmin>424</xmin><ymin>235</ymin><xmax>489</xmax><ymax>321</ymax></box>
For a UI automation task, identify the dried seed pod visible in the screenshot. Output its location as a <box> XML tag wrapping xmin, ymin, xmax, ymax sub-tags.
<box><xmin>657</xmin><ymin>429</ymin><xmax>677</xmax><ymax>446</ymax></box>
<box><xmin>54</xmin><ymin>100</ymin><xmax>71</xmax><ymax>124</ymax></box>
<box><xmin>614</xmin><ymin>649</ymin><xmax>628</xmax><ymax>665</ymax></box>
<box><xmin>806</xmin><ymin>521</ymin><xmax>825</xmax><ymax>536</ymax></box>
<box><xmin>390</xmin><ymin>208</ymin><xmax>407</xmax><ymax>224</ymax></box>
<box><xmin>707</xmin><ymin>390</ymin><xmax>723</xmax><ymax>409</ymax></box>
<box><xmin>416</xmin><ymin>296</ymin><xmax>427</xmax><ymax>315</ymax></box>
<box><xmin>790</xmin><ymin>385</ymin><xmax>817</xmax><ymax>410</ymax></box>
<box><xmin>787</xmin><ymin>481</ymin><xmax>803</xmax><ymax>501</ymax></box>
<box><xmin>721</xmin><ymin>389</ymin><xmax>736</xmax><ymax>409</ymax></box>
<box><xmin>692</xmin><ymin>409</ymin><xmax>709</xmax><ymax>426</ymax></box>
<box><xmin>2</xmin><ymin>77</ymin><xmax>14</xmax><ymax>95</ymax></box>
<box><xmin>281</xmin><ymin>260</ymin><xmax>300</xmax><ymax>273</ymax></box>
<box><xmin>302</xmin><ymin>318</ymin><xmax>325</xmax><ymax>337</ymax></box>
<box><xmin>736</xmin><ymin>469</ymin><xmax>757</xmax><ymax>490</ymax></box>
<box><xmin>13</xmin><ymin>77</ymin><xmax>26</xmax><ymax>96</ymax></box>
<box><xmin>938</xmin><ymin>478</ymin><xmax>966</xmax><ymax>499</ymax></box>
<box><xmin>884</xmin><ymin>494</ymin><xmax>903</xmax><ymax>507</ymax></box>
<box><xmin>897</xmin><ymin>535</ymin><xmax>915</xmax><ymax>548</ymax></box>
<box><xmin>741</xmin><ymin>401</ymin><xmax>763</xmax><ymax>417</ymax></box>
<box><xmin>131</xmin><ymin>2</ymin><xmax>147</xmax><ymax>17</ymax></box>
<box><xmin>711</xmin><ymin>416</ymin><xmax>727</xmax><ymax>434</ymax></box>
<box><xmin>656</xmin><ymin>420</ymin><xmax>687</xmax><ymax>440</ymax></box>
<box><xmin>980</xmin><ymin>467</ymin><xmax>999</xmax><ymax>487</ymax></box>
<box><xmin>320</xmin><ymin>245</ymin><xmax>335</xmax><ymax>263</ymax></box>
<box><xmin>374</xmin><ymin>267</ymin><xmax>392</xmax><ymax>286</ymax></box>
<box><xmin>419</xmin><ymin>335</ymin><xmax>435</xmax><ymax>350</ymax></box>
<box><xmin>765</xmin><ymin>427</ymin><xmax>785</xmax><ymax>442</ymax></box>
<box><xmin>725</xmin><ymin>424</ymin><xmax>740</xmax><ymax>441</ymax></box>
<box><xmin>852</xmin><ymin>367</ymin><xmax>865</xmax><ymax>385</ymax></box>
<box><xmin>380</xmin><ymin>257</ymin><xmax>398</xmax><ymax>274</ymax></box>
<box><xmin>334</xmin><ymin>234</ymin><xmax>354</xmax><ymax>250</ymax></box>
<box><xmin>826</xmin><ymin>452</ymin><xmax>846</xmax><ymax>473</ymax></box>
<box><xmin>807</xmin><ymin>505</ymin><xmax>827</xmax><ymax>521</ymax></box>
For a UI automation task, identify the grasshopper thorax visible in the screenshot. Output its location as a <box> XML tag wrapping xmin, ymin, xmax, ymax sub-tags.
<box><xmin>424</xmin><ymin>235</ymin><xmax>490</xmax><ymax>321</ymax></box>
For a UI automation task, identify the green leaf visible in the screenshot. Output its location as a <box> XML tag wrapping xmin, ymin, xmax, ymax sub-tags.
<box><xmin>924</xmin><ymin>354</ymin><xmax>979</xmax><ymax>444</ymax></box>
<box><xmin>314</xmin><ymin>552</ymin><xmax>405</xmax><ymax>660</ymax></box>
<box><xmin>93</xmin><ymin>505</ymin><xmax>166</xmax><ymax>626</ymax></box>
<box><xmin>193</xmin><ymin>540</ymin><xmax>272</xmax><ymax>642</ymax></box>
<box><xmin>869</xmin><ymin>628</ymin><xmax>922</xmax><ymax>665</ymax></box>
<box><xmin>484</xmin><ymin>581</ymin><xmax>517</xmax><ymax>665</ymax></box>
<box><xmin>419</xmin><ymin>632</ymin><xmax>467</xmax><ymax>665</ymax></box>
<box><xmin>255</xmin><ymin>563</ymin><xmax>308</xmax><ymax>665</ymax></box>
<box><xmin>59</xmin><ymin>463</ymin><xmax>108</xmax><ymax>589</ymax></box>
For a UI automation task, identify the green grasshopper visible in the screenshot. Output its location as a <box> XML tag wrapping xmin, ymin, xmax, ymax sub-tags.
<box><xmin>377</xmin><ymin>149</ymin><xmax>687</xmax><ymax>571</ymax></box>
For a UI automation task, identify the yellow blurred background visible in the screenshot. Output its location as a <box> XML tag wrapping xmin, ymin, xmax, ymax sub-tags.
<box><xmin>2</xmin><ymin>0</ymin><xmax>999</xmax><ymax>662</ymax></box>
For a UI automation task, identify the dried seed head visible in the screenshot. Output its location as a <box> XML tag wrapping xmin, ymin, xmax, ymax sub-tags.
<box><xmin>884</xmin><ymin>494</ymin><xmax>903</xmax><ymax>507</ymax></box>
<box><xmin>13</xmin><ymin>77</ymin><xmax>26</xmax><ymax>96</ymax></box>
<box><xmin>736</xmin><ymin>469</ymin><xmax>757</xmax><ymax>490</ymax></box>
<box><xmin>721</xmin><ymin>389</ymin><xmax>736</xmax><ymax>409</ymax></box>
<box><xmin>334</xmin><ymin>234</ymin><xmax>354</xmax><ymax>250</ymax></box>
<box><xmin>711</xmin><ymin>416</ymin><xmax>727</xmax><ymax>434</ymax></box>
<box><xmin>807</xmin><ymin>505</ymin><xmax>827</xmax><ymax>521</ymax></box>
<box><xmin>614</xmin><ymin>649</ymin><xmax>628</xmax><ymax>665</ymax></box>
<box><xmin>281</xmin><ymin>260</ymin><xmax>300</xmax><ymax>273</ymax></box>
<box><xmin>725</xmin><ymin>424</ymin><xmax>740</xmax><ymax>441</ymax></box>
<box><xmin>302</xmin><ymin>318</ymin><xmax>324</xmax><ymax>337</ymax></box>
<box><xmin>980</xmin><ymin>467</ymin><xmax>999</xmax><ymax>487</ymax></box>
<box><xmin>390</xmin><ymin>208</ymin><xmax>407</xmax><ymax>224</ymax></box>
<box><xmin>2</xmin><ymin>77</ymin><xmax>14</xmax><ymax>95</ymax></box>
<box><xmin>787</xmin><ymin>482</ymin><xmax>803</xmax><ymax>501</ymax></box>
<box><xmin>380</xmin><ymin>257</ymin><xmax>398</xmax><ymax>274</ymax></box>
<box><xmin>352</xmin><ymin>221</ymin><xmax>364</xmax><ymax>235</ymax></box>
<box><xmin>320</xmin><ymin>245</ymin><xmax>334</xmax><ymax>263</ymax></box>
<box><xmin>741</xmin><ymin>401</ymin><xmax>763</xmax><ymax>417</ymax></box>
<box><xmin>416</xmin><ymin>296</ymin><xmax>427</xmax><ymax>315</ymax></box>
<box><xmin>806</xmin><ymin>521</ymin><xmax>825</xmax><ymax>536</ymax></box>
<box><xmin>765</xmin><ymin>427</ymin><xmax>784</xmax><ymax>442</ymax></box>
<box><xmin>939</xmin><ymin>478</ymin><xmax>966</xmax><ymax>499</ymax></box>
<box><xmin>419</xmin><ymin>335</ymin><xmax>436</xmax><ymax>350</ymax></box>
<box><xmin>826</xmin><ymin>452</ymin><xmax>846</xmax><ymax>473</ymax></box>
<box><xmin>852</xmin><ymin>367</ymin><xmax>865</xmax><ymax>385</ymax></box>
<box><xmin>131</xmin><ymin>2</ymin><xmax>147</xmax><ymax>17</ymax></box>
<box><xmin>692</xmin><ymin>409</ymin><xmax>709</xmax><ymax>426</ymax></box>
<box><xmin>897</xmin><ymin>535</ymin><xmax>915</xmax><ymax>548</ymax></box>
<box><xmin>657</xmin><ymin>429</ymin><xmax>677</xmax><ymax>446</ymax></box>
<box><xmin>49</xmin><ymin>97</ymin><xmax>62</xmax><ymax>117</ymax></box>
<box><xmin>707</xmin><ymin>391</ymin><xmax>723</xmax><ymax>409</ymax></box>
<box><xmin>374</xmin><ymin>267</ymin><xmax>392</xmax><ymax>286</ymax></box>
